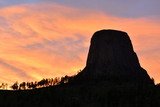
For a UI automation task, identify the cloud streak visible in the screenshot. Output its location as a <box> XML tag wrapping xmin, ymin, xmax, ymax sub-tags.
<box><xmin>0</xmin><ymin>3</ymin><xmax>159</xmax><ymax>85</ymax></box>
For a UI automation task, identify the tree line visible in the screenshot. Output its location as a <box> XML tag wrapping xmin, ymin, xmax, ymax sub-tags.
<box><xmin>0</xmin><ymin>70</ymin><xmax>80</xmax><ymax>90</ymax></box>
<box><xmin>10</xmin><ymin>75</ymin><xmax>71</xmax><ymax>90</ymax></box>
<box><xmin>0</xmin><ymin>83</ymin><xmax>8</xmax><ymax>90</ymax></box>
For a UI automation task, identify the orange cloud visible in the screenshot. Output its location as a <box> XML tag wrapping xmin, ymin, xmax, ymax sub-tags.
<box><xmin>0</xmin><ymin>3</ymin><xmax>159</xmax><ymax>86</ymax></box>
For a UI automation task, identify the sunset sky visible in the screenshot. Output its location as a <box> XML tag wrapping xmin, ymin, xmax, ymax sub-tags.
<box><xmin>0</xmin><ymin>0</ymin><xmax>159</xmax><ymax>86</ymax></box>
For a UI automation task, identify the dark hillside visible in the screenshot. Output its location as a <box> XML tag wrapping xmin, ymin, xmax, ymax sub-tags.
<box><xmin>0</xmin><ymin>83</ymin><xmax>159</xmax><ymax>107</ymax></box>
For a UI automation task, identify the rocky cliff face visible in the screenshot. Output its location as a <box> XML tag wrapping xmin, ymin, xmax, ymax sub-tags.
<box><xmin>76</xmin><ymin>29</ymin><xmax>153</xmax><ymax>84</ymax></box>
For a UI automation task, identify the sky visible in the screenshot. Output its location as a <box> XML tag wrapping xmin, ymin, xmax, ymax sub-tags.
<box><xmin>0</xmin><ymin>0</ymin><xmax>159</xmax><ymax>86</ymax></box>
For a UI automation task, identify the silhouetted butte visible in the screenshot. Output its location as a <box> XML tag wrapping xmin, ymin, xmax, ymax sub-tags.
<box><xmin>74</xmin><ymin>29</ymin><xmax>153</xmax><ymax>84</ymax></box>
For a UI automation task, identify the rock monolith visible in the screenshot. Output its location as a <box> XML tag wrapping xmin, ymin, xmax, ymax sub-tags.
<box><xmin>73</xmin><ymin>30</ymin><xmax>153</xmax><ymax>85</ymax></box>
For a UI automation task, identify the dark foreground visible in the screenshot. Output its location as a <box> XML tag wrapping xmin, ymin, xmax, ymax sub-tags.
<box><xmin>0</xmin><ymin>82</ymin><xmax>160</xmax><ymax>107</ymax></box>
